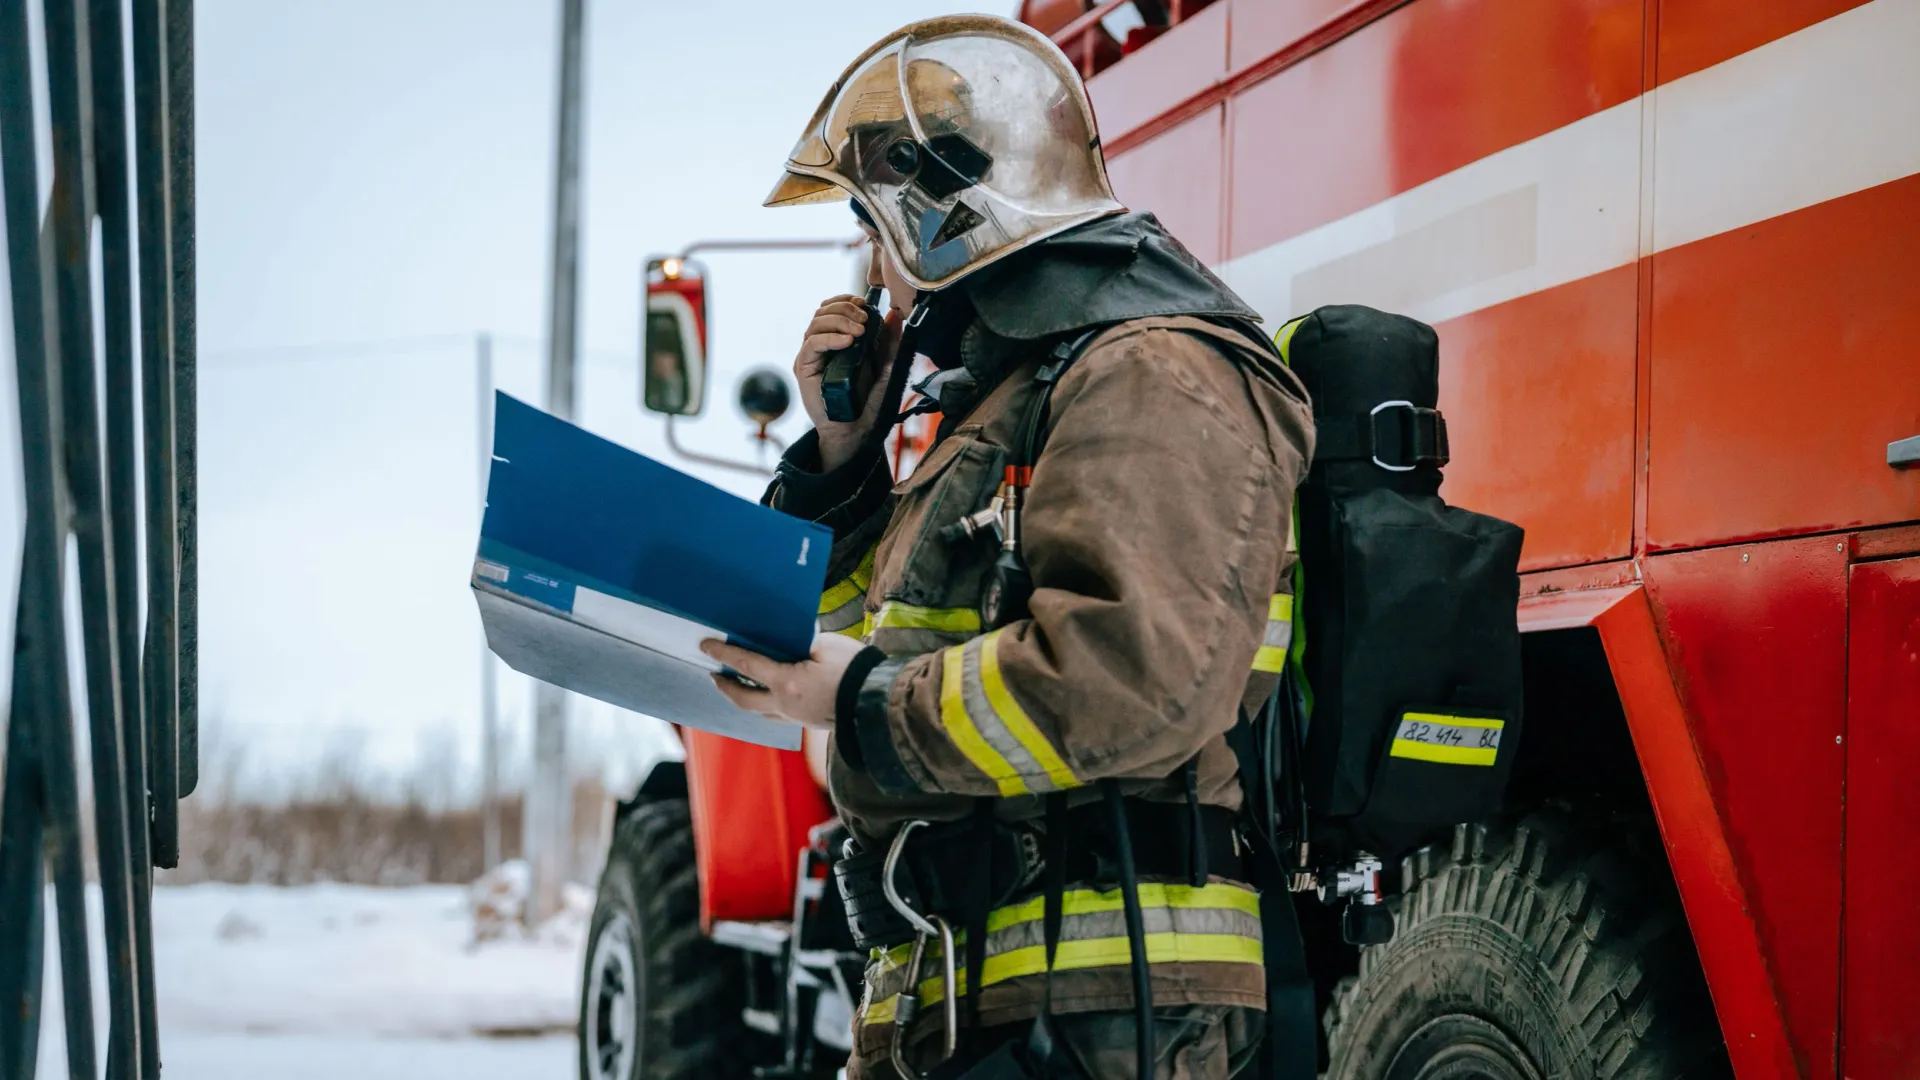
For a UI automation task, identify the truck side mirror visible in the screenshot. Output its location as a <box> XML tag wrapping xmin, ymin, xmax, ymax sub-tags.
<box><xmin>642</xmin><ymin>257</ymin><xmax>708</xmax><ymax>417</ymax></box>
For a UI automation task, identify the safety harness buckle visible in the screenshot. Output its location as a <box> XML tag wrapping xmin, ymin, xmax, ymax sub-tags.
<box><xmin>1367</xmin><ymin>400</ymin><xmax>1450</xmax><ymax>472</ymax></box>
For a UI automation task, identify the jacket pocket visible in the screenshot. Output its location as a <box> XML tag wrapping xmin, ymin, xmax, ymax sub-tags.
<box><xmin>869</xmin><ymin>430</ymin><xmax>1006</xmax><ymax>655</ymax></box>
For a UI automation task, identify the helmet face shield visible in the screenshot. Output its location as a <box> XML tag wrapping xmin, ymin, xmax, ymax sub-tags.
<box><xmin>764</xmin><ymin>16</ymin><xmax>1123</xmax><ymax>291</ymax></box>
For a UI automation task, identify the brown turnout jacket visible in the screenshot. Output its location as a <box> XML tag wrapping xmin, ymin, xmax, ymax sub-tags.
<box><xmin>770</xmin><ymin>297</ymin><xmax>1313</xmax><ymax>1070</ymax></box>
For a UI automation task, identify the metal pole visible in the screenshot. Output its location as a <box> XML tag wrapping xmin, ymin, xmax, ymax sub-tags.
<box><xmin>87</xmin><ymin>0</ymin><xmax>157</xmax><ymax>1074</ymax></box>
<box><xmin>477</xmin><ymin>333</ymin><xmax>501</xmax><ymax>871</ymax></box>
<box><xmin>529</xmin><ymin>0</ymin><xmax>586</xmax><ymax>923</ymax></box>
<box><xmin>0</xmin><ymin>9</ymin><xmax>83</xmax><ymax>1068</ymax></box>
<box><xmin>132</xmin><ymin>0</ymin><xmax>182</xmax><ymax>872</ymax></box>
<box><xmin>169</xmin><ymin>0</ymin><xmax>197</xmax><ymax>807</ymax></box>
<box><xmin>46</xmin><ymin>3</ymin><xmax>147</xmax><ymax>1077</ymax></box>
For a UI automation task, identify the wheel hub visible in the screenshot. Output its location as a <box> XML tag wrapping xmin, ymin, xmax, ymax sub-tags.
<box><xmin>1386</xmin><ymin>1015</ymin><xmax>1545</xmax><ymax>1080</ymax></box>
<box><xmin>585</xmin><ymin>914</ymin><xmax>640</xmax><ymax>1080</ymax></box>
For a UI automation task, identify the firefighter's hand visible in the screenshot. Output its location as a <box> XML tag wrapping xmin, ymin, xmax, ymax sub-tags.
<box><xmin>700</xmin><ymin>633</ymin><xmax>866</xmax><ymax>732</ymax></box>
<box><xmin>793</xmin><ymin>295</ymin><xmax>901</xmax><ymax>473</ymax></box>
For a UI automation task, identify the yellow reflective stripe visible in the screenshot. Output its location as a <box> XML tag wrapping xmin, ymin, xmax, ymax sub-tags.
<box><xmin>1273</xmin><ymin>316</ymin><xmax>1309</xmax><ymax>366</ymax></box>
<box><xmin>921</xmin><ymin>934</ymin><xmax>1264</xmax><ymax>1006</ymax></box>
<box><xmin>978</xmin><ymin>631</ymin><xmax>1079</xmax><ymax>792</ymax></box>
<box><xmin>939</xmin><ymin>646</ymin><xmax>1028</xmax><ymax>797</ymax></box>
<box><xmin>1253</xmin><ymin>593</ymin><xmax>1294</xmax><ymax>672</ymax></box>
<box><xmin>818</xmin><ymin>578</ymin><xmax>863</xmax><ymax>618</ymax></box>
<box><xmin>872</xmin><ymin>601</ymin><xmax>980</xmax><ymax>634</ymax></box>
<box><xmin>876</xmin><ymin>882</ymin><xmax>1261</xmax><ymax>969</ymax></box>
<box><xmin>1390</xmin><ymin>740</ymin><xmax>1499</xmax><ymax>766</ymax></box>
<box><xmin>868</xmin><ymin>934</ymin><xmax>1264</xmax><ymax>1019</ymax></box>
<box><xmin>863</xmin><ymin>882</ymin><xmax>1264</xmax><ymax>1024</ymax></box>
<box><xmin>831</xmin><ymin>620</ymin><xmax>869</xmax><ymax>641</ymax></box>
<box><xmin>816</xmin><ymin>546</ymin><xmax>877</xmax><ymax>617</ymax></box>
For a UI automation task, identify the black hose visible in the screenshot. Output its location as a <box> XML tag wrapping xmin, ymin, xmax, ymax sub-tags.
<box><xmin>1102</xmin><ymin>781</ymin><xmax>1155</xmax><ymax>1080</ymax></box>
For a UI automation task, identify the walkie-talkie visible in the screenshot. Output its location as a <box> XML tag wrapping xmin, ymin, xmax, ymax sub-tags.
<box><xmin>820</xmin><ymin>285</ymin><xmax>885</xmax><ymax>423</ymax></box>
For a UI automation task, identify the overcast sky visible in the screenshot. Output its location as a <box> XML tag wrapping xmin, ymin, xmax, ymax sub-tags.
<box><xmin>3</xmin><ymin>0</ymin><xmax>1003</xmax><ymax>796</ymax></box>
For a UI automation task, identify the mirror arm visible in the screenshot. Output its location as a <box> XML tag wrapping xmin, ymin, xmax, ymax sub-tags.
<box><xmin>676</xmin><ymin>237</ymin><xmax>862</xmax><ymax>260</ymax></box>
<box><xmin>665</xmin><ymin>414</ymin><xmax>778</xmax><ymax>478</ymax></box>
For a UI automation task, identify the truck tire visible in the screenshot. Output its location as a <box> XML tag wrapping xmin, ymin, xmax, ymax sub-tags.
<box><xmin>579</xmin><ymin>799</ymin><xmax>748</xmax><ymax>1080</ymax></box>
<box><xmin>1323</xmin><ymin>811</ymin><xmax>1731</xmax><ymax>1080</ymax></box>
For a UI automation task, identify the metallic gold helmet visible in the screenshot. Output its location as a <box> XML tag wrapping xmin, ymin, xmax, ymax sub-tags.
<box><xmin>764</xmin><ymin>15</ymin><xmax>1124</xmax><ymax>292</ymax></box>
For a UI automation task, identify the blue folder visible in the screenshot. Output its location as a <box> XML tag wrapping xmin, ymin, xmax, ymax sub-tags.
<box><xmin>471</xmin><ymin>393</ymin><xmax>831</xmax><ymax>750</ymax></box>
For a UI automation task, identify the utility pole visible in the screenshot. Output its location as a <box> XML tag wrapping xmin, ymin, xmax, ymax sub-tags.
<box><xmin>476</xmin><ymin>332</ymin><xmax>500</xmax><ymax>872</ymax></box>
<box><xmin>527</xmin><ymin>0</ymin><xmax>586</xmax><ymax>926</ymax></box>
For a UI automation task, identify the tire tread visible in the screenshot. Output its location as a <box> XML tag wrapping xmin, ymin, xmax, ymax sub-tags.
<box><xmin>579</xmin><ymin>799</ymin><xmax>753</xmax><ymax>1080</ymax></box>
<box><xmin>1324</xmin><ymin>810</ymin><xmax>1732</xmax><ymax>1080</ymax></box>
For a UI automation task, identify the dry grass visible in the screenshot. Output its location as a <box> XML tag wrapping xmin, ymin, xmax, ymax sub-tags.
<box><xmin>154</xmin><ymin>720</ymin><xmax>620</xmax><ymax>886</ymax></box>
<box><xmin>162</xmin><ymin>779</ymin><xmax>612</xmax><ymax>886</ymax></box>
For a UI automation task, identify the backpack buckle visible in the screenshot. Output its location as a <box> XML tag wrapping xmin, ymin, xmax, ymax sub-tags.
<box><xmin>1368</xmin><ymin>400</ymin><xmax>1451</xmax><ymax>472</ymax></box>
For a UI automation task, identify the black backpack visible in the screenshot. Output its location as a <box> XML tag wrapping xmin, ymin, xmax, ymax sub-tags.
<box><xmin>1279</xmin><ymin>304</ymin><xmax>1526</xmax><ymax>861</ymax></box>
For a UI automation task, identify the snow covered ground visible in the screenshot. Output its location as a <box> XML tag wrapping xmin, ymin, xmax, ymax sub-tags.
<box><xmin>37</xmin><ymin>873</ymin><xmax>590</xmax><ymax>1078</ymax></box>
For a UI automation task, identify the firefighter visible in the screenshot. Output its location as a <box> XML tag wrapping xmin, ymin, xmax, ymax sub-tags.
<box><xmin>701</xmin><ymin>15</ymin><xmax>1314</xmax><ymax>1080</ymax></box>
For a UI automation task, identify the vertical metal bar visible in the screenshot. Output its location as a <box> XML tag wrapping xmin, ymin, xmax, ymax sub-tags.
<box><xmin>0</xmin><ymin>584</ymin><xmax>49</xmax><ymax>1080</ymax></box>
<box><xmin>132</xmin><ymin>0</ymin><xmax>182</xmax><ymax>870</ymax></box>
<box><xmin>46</xmin><ymin>1</ymin><xmax>145</xmax><ymax>1075</ymax></box>
<box><xmin>0</xmin><ymin>0</ymin><xmax>100</xmax><ymax>1073</ymax></box>
<box><xmin>88</xmin><ymin>1</ymin><xmax>161</xmax><ymax>1074</ymax></box>
<box><xmin>477</xmin><ymin>333</ymin><xmax>500</xmax><ymax>871</ymax></box>
<box><xmin>528</xmin><ymin>0</ymin><xmax>586</xmax><ymax>924</ymax></box>
<box><xmin>168</xmin><ymin>0</ymin><xmax>197</xmax><ymax>803</ymax></box>
<box><xmin>0</xmin><ymin>6</ymin><xmax>53</xmax><ymax>1071</ymax></box>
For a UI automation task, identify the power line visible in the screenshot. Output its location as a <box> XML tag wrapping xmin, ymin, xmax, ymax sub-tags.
<box><xmin>199</xmin><ymin>332</ymin><xmax>633</xmax><ymax>370</ymax></box>
<box><xmin>199</xmin><ymin>333</ymin><xmax>472</xmax><ymax>367</ymax></box>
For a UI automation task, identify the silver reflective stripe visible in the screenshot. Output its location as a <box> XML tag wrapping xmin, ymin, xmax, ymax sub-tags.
<box><xmin>1262</xmin><ymin>619</ymin><xmax>1293</xmax><ymax>650</ymax></box>
<box><xmin>954</xmin><ymin>634</ymin><xmax>1060</xmax><ymax>792</ymax></box>
<box><xmin>819</xmin><ymin>599</ymin><xmax>867</xmax><ymax>633</ymax></box>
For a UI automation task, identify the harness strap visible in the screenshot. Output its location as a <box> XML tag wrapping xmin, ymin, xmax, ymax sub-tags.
<box><xmin>1182</xmin><ymin>758</ymin><xmax>1208</xmax><ymax>889</ymax></box>
<box><xmin>965</xmin><ymin>799</ymin><xmax>995</xmax><ymax>1048</ymax></box>
<box><xmin>1101</xmin><ymin>780</ymin><xmax>1156</xmax><ymax>1080</ymax></box>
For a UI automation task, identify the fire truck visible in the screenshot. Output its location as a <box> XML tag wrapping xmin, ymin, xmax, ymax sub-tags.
<box><xmin>580</xmin><ymin>1</ymin><xmax>1920</xmax><ymax>1078</ymax></box>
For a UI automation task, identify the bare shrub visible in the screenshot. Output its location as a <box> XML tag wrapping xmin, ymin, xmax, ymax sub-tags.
<box><xmin>161</xmin><ymin>719</ymin><xmax>618</xmax><ymax>887</ymax></box>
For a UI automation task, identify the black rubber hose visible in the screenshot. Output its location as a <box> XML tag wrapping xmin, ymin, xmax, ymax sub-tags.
<box><xmin>1102</xmin><ymin>781</ymin><xmax>1156</xmax><ymax>1080</ymax></box>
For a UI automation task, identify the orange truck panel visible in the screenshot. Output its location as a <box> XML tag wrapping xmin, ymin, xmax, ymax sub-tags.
<box><xmin>1658</xmin><ymin>0</ymin><xmax>1873</xmax><ymax>82</ymax></box>
<box><xmin>1647</xmin><ymin>173</ymin><xmax>1920</xmax><ymax>550</ymax></box>
<box><xmin>1225</xmin><ymin>0</ymin><xmax>1642</xmax><ymax>260</ymax></box>
<box><xmin>682</xmin><ymin>729</ymin><xmax>832</xmax><ymax>928</ymax></box>
<box><xmin>1436</xmin><ymin>266</ymin><xmax>1639</xmax><ymax>570</ymax></box>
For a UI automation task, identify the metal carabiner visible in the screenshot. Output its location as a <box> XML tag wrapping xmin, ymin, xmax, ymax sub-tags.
<box><xmin>882</xmin><ymin>823</ymin><xmax>960</xmax><ymax>1077</ymax></box>
<box><xmin>883</xmin><ymin>821</ymin><xmax>940</xmax><ymax>938</ymax></box>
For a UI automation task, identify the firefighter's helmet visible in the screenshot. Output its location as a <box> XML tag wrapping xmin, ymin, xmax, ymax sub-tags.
<box><xmin>764</xmin><ymin>15</ymin><xmax>1124</xmax><ymax>292</ymax></box>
